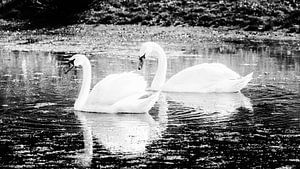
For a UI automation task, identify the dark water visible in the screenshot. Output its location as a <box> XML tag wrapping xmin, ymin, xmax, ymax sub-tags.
<box><xmin>0</xmin><ymin>43</ymin><xmax>300</xmax><ymax>168</ymax></box>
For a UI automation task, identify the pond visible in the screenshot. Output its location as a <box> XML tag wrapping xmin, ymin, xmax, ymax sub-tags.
<box><xmin>0</xmin><ymin>42</ymin><xmax>300</xmax><ymax>168</ymax></box>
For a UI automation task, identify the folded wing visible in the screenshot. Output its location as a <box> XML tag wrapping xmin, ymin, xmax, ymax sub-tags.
<box><xmin>163</xmin><ymin>63</ymin><xmax>251</xmax><ymax>92</ymax></box>
<box><xmin>86</xmin><ymin>72</ymin><xmax>147</xmax><ymax>106</ymax></box>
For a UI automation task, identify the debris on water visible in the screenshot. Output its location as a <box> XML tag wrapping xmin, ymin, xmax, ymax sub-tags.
<box><xmin>33</xmin><ymin>102</ymin><xmax>57</xmax><ymax>109</ymax></box>
<box><xmin>3</xmin><ymin>74</ymin><xmax>12</xmax><ymax>77</ymax></box>
<box><xmin>276</xmin><ymin>165</ymin><xmax>296</xmax><ymax>169</ymax></box>
<box><xmin>34</xmin><ymin>72</ymin><xmax>44</xmax><ymax>76</ymax></box>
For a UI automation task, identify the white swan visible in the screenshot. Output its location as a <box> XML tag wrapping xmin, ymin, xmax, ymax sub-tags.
<box><xmin>66</xmin><ymin>54</ymin><xmax>159</xmax><ymax>113</ymax></box>
<box><xmin>137</xmin><ymin>42</ymin><xmax>253</xmax><ymax>93</ymax></box>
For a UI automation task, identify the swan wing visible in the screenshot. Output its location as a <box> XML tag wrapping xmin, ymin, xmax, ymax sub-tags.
<box><xmin>209</xmin><ymin>72</ymin><xmax>253</xmax><ymax>92</ymax></box>
<box><xmin>86</xmin><ymin>72</ymin><xmax>147</xmax><ymax>106</ymax></box>
<box><xmin>163</xmin><ymin>63</ymin><xmax>244</xmax><ymax>92</ymax></box>
<box><xmin>112</xmin><ymin>91</ymin><xmax>160</xmax><ymax>113</ymax></box>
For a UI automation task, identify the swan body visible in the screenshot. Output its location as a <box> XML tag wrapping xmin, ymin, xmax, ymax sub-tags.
<box><xmin>67</xmin><ymin>54</ymin><xmax>159</xmax><ymax>113</ymax></box>
<box><xmin>163</xmin><ymin>63</ymin><xmax>253</xmax><ymax>93</ymax></box>
<box><xmin>138</xmin><ymin>42</ymin><xmax>253</xmax><ymax>93</ymax></box>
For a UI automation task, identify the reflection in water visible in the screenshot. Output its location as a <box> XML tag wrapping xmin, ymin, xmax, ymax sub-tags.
<box><xmin>165</xmin><ymin>92</ymin><xmax>252</xmax><ymax>115</ymax></box>
<box><xmin>0</xmin><ymin>43</ymin><xmax>299</xmax><ymax>169</ymax></box>
<box><xmin>73</xmin><ymin>110</ymin><xmax>93</xmax><ymax>167</ymax></box>
<box><xmin>73</xmin><ymin>94</ymin><xmax>168</xmax><ymax>166</ymax></box>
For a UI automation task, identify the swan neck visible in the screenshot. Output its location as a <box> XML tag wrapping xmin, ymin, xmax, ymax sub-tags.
<box><xmin>151</xmin><ymin>47</ymin><xmax>167</xmax><ymax>90</ymax></box>
<box><xmin>75</xmin><ymin>59</ymin><xmax>91</xmax><ymax>109</ymax></box>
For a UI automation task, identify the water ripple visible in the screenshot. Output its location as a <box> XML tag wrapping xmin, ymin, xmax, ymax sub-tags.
<box><xmin>1</xmin><ymin>47</ymin><xmax>300</xmax><ymax>168</ymax></box>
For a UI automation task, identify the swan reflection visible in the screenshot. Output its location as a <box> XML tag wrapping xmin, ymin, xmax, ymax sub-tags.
<box><xmin>73</xmin><ymin>95</ymin><xmax>168</xmax><ymax>166</ymax></box>
<box><xmin>165</xmin><ymin>92</ymin><xmax>252</xmax><ymax>116</ymax></box>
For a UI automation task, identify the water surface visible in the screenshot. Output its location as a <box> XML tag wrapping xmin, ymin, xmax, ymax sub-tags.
<box><xmin>0</xmin><ymin>42</ymin><xmax>299</xmax><ymax>168</ymax></box>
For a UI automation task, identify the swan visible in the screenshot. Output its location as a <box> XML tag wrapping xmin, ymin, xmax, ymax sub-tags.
<box><xmin>65</xmin><ymin>54</ymin><xmax>160</xmax><ymax>113</ymax></box>
<box><xmin>137</xmin><ymin>42</ymin><xmax>253</xmax><ymax>93</ymax></box>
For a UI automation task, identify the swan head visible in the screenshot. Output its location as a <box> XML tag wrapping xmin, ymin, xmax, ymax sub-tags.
<box><xmin>138</xmin><ymin>42</ymin><xmax>163</xmax><ymax>70</ymax></box>
<box><xmin>65</xmin><ymin>54</ymin><xmax>88</xmax><ymax>73</ymax></box>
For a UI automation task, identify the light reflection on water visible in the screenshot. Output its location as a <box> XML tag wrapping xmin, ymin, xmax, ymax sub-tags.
<box><xmin>0</xmin><ymin>43</ymin><xmax>299</xmax><ymax>168</ymax></box>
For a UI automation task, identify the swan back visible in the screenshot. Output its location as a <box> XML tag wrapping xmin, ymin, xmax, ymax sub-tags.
<box><xmin>163</xmin><ymin>63</ymin><xmax>243</xmax><ymax>92</ymax></box>
<box><xmin>86</xmin><ymin>72</ymin><xmax>147</xmax><ymax>106</ymax></box>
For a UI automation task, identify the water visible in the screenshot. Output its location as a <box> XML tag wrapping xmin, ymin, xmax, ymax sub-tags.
<box><xmin>0</xmin><ymin>43</ymin><xmax>299</xmax><ymax>168</ymax></box>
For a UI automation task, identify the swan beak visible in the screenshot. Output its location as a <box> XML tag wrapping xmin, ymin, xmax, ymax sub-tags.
<box><xmin>65</xmin><ymin>59</ymin><xmax>75</xmax><ymax>74</ymax></box>
<box><xmin>138</xmin><ymin>54</ymin><xmax>145</xmax><ymax>70</ymax></box>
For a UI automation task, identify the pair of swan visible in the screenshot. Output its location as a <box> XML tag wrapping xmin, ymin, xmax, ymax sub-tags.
<box><xmin>66</xmin><ymin>42</ymin><xmax>253</xmax><ymax>113</ymax></box>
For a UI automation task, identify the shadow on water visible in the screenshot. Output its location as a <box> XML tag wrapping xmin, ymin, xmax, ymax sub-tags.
<box><xmin>0</xmin><ymin>42</ymin><xmax>299</xmax><ymax>168</ymax></box>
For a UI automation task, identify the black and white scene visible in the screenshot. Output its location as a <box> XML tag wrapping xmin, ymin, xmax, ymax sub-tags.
<box><xmin>0</xmin><ymin>0</ymin><xmax>299</xmax><ymax>168</ymax></box>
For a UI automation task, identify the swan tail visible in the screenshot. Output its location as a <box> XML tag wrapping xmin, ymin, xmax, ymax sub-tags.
<box><xmin>234</xmin><ymin>72</ymin><xmax>253</xmax><ymax>91</ymax></box>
